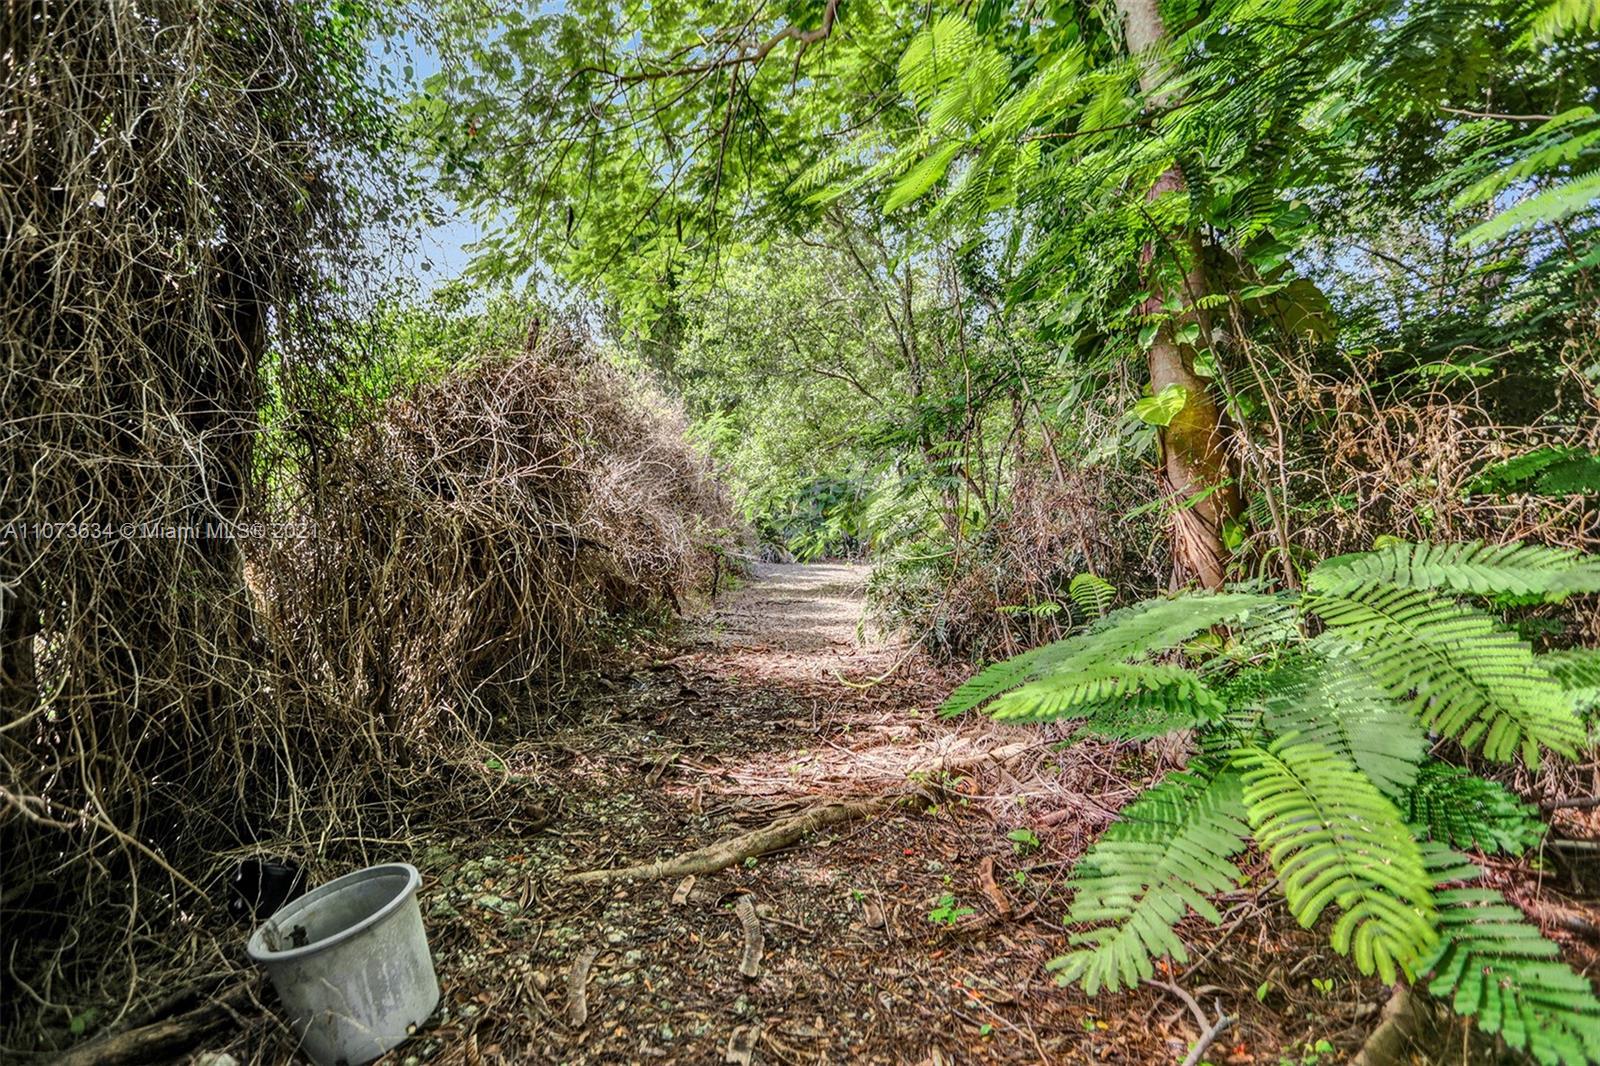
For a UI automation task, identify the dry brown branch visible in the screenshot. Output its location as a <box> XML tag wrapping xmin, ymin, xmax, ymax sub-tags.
<box><xmin>566</xmin><ymin>799</ymin><xmax>883</xmax><ymax>884</ymax></box>
<box><xmin>50</xmin><ymin>983</ymin><xmax>255</xmax><ymax>1066</ymax></box>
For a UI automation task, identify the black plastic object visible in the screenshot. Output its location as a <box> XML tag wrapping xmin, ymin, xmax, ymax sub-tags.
<box><xmin>228</xmin><ymin>858</ymin><xmax>308</xmax><ymax>922</ymax></box>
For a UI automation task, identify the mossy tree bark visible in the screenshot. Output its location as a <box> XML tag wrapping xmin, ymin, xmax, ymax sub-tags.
<box><xmin>1115</xmin><ymin>0</ymin><xmax>1243</xmax><ymax>590</ymax></box>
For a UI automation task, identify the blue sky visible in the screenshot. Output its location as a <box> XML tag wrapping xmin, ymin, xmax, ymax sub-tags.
<box><xmin>369</xmin><ymin>26</ymin><xmax>487</xmax><ymax>290</ymax></box>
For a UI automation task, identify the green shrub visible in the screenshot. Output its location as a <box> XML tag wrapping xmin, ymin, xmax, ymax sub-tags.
<box><xmin>944</xmin><ymin>540</ymin><xmax>1600</xmax><ymax>1064</ymax></box>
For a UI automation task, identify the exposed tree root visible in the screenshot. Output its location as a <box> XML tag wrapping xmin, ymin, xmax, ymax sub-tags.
<box><xmin>53</xmin><ymin>982</ymin><xmax>254</xmax><ymax>1066</ymax></box>
<box><xmin>565</xmin><ymin>799</ymin><xmax>884</xmax><ymax>884</ymax></box>
<box><xmin>1351</xmin><ymin>986</ymin><xmax>1446</xmax><ymax>1066</ymax></box>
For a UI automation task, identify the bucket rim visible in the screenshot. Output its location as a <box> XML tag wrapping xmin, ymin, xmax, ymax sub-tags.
<box><xmin>245</xmin><ymin>862</ymin><xmax>421</xmax><ymax>965</ymax></box>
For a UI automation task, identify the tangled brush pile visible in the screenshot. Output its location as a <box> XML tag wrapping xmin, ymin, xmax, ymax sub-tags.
<box><xmin>870</xmin><ymin>461</ymin><xmax>1163</xmax><ymax>662</ymax></box>
<box><xmin>0</xmin><ymin>5</ymin><xmax>735</xmax><ymax>1051</ymax></box>
<box><xmin>1</xmin><ymin>0</ymin><xmax>370</xmax><ymax>1035</ymax></box>
<box><xmin>254</xmin><ymin>324</ymin><xmax>735</xmax><ymax>754</ymax></box>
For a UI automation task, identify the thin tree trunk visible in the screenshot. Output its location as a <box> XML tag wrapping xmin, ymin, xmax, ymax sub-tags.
<box><xmin>1114</xmin><ymin>0</ymin><xmax>1242</xmax><ymax>590</ymax></box>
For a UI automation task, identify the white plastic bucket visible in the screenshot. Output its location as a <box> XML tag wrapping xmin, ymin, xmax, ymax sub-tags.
<box><xmin>247</xmin><ymin>863</ymin><xmax>440</xmax><ymax>1066</ymax></box>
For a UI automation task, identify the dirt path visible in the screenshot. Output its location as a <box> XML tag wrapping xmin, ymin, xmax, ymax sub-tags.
<box><xmin>309</xmin><ymin>564</ymin><xmax>1390</xmax><ymax>1065</ymax></box>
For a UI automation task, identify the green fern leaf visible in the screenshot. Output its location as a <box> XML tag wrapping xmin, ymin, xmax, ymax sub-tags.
<box><xmin>1405</xmin><ymin>761</ymin><xmax>1545</xmax><ymax>856</ymax></box>
<box><xmin>1076</xmin><ymin>683</ymin><xmax>1227</xmax><ymax>739</ymax></box>
<box><xmin>938</xmin><ymin>592</ymin><xmax>1280</xmax><ymax>717</ymax></box>
<box><xmin>987</xmin><ymin>661</ymin><xmax>1224</xmax><ymax>734</ymax></box>
<box><xmin>1309</xmin><ymin>585</ymin><xmax>1584</xmax><ymax>764</ymax></box>
<box><xmin>898</xmin><ymin>15</ymin><xmax>980</xmax><ymax>112</ymax></box>
<box><xmin>1531</xmin><ymin>0</ymin><xmax>1600</xmax><ymax>40</ymax></box>
<box><xmin>1068</xmin><ymin>572</ymin><xmax>1116</xmax><ymax>617</ymax></box>
<box><xmin>1308</xmin><ymin>541</ymin><xmax>1600</xmax><ymax>601</ymax></box>
<box><xmin>940</xmin><ymin>642</ymin><xmax>1073</xmax><ymax>717</ymax></box>
<box><xmin>885</xmin><ymin>141</ymin><xmax>964</xmax><ymax>213</ymax></box>
<box><xmin>1052</xmin><ymin>592</ymin><xmax>1284</xmax><ymax>667</ymax></box>
<box><xmin>1237</xmin><ymin>739</ymin><xmax>1436</xmax><ymax>984</ymax></box>
<box><xmin>1255</xmin><ymin>649</ymin><xmax>1425</xmax><ymax>795</ymax></box>
<box><xmin>1543</xmin><ymin>648</ymin><xmax>1600</xmax><ymax>716</ymax></box>
<box><xmin>1472</xmin><ymin>448</ymin><xmax>1600</xmax><ymax>497</ymax></box>
<box><xmin>1050</xmin><ymin>767</ymin><xmax>1250</xmax><ymax>994</ymax></box>
<box><xmin>1420</xmin><ymin>845</ymin><xmax>1600</xmax><ymax>1065</ymax></box>
<box><xmin>1463</xmin><ymin>171</ymin><xmax>1600</xmax><ymax>246</ymax></box>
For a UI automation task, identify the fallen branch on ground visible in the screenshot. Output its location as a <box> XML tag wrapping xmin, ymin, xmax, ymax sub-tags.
<box><xmin>1181</xmin><ymin>1010</ymin><xmax>1233</xmax><ymax>1066</ymax></box>
<box><xmin>566</xmin><ymin>799</ymin><xmax>883</xmax><ymax>884</ymax></box>
<box><xmin>54</xmin><ymin>982</ymin><xmax>255</xmax><ymax>1066</ymax></box>
<box><xmin>566</xmin><ymin>741</ymin><xmax>1032</xmax><ymax>884</ymax></box>
<box><xmin>1149</xmin><ymin>980</ymin><xmax>1233</xmax><ymax>1066</ymax></box>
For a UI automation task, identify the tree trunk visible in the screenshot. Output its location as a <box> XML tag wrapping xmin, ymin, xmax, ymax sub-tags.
<box><xmin>1114</xmin><ymin>0</ymin><xmax>1242</xmax><ymax>590</ymax></box>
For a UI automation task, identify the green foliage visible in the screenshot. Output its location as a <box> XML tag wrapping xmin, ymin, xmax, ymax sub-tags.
<box><xmin>945</xmin><ymin>541</ymin><xmax>1598</xmax><ymax>1053</ymax></box>
<box><xmin>1309</xmin><ymin>541</ymin><xmax>1600</xmax><ymax>601</ymax></box>
<box><xmin>1238</xmin><ymin>738</ymin><xmax>1436</xmax><ymax>984</ymax></box>
<box><xmin>1008</xmin><ymin>828</ymin><xmax>1041</xmax><ymax>853</ymax></box>
<box><xmin>928</xmin><ymin>892</ymin><xmax>975</xmax><ymax>926</ymax></box>
<box><xmin>941</xmin><ymin>592</ymin><xmax>1281</xmax><ymax>718</ymax></box>
<box><xmin>1312</xmin><ymin>584</ymin><xmax>1582</xmax><ymax>764</ymax></box>
<box><xmin>1253</xmin><ymin>652</ymin><xmax>1425</xmax><ymax>795</ymax></box>
<box><xmin>1405</xmin><ymin>762</ymin><xmax>1546</xmax><ymax>856</ymax></box>
<box><xmin>987</xmin><ymin>662</ymin><xmax>1225</xmax><ymax>729</ymax></box>
<box><xmin>1421</xmin><ymin>847</ymin><xmax>1600</xmax><ymax>1066</ymax></box>
<box><xmin>1544</xmin><ymin>648</ymin><xmax>1600</xmax><ymax>716</ymax></box>
<box><xmin>1531</xmin><ymin>0</ymin><xmax>1600</xmax><ymax>40</ymax></box>
<box><xmin>1474</xmin><ymin>449</ymin><xmax>1600</xmax><ymax>498</ymax></box>
<box><xmin>1050</xmin><ymin>767</ymin><xmax>1250</xmax><ymax>994</ymax></box>
<box><xmin>1067</xmin><ymin>573</ymin><xmax>1117</xmax><ymax>618</ymax></box>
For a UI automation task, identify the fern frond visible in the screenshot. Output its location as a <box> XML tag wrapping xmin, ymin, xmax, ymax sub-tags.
<box><xmin>938</xmin><ymin>592</ymin><xmax>1280</xmax><ymax>716</ymax></box>
<box><xmin>1419</xmin><ymin>845</ymin><xmax>1600</xmax><ymax>1065</ymax></box>
<box><xmin>1308</xmin><ymin>540</ymin><xmax>1600</xmax><ymax>601</ymax></box>
<box><xmin>897</xmin><ymin>15</ymin><xmax>980</xmax><ymax>112</ymax></box>
<box><xmin>1255</xmin><ymin>649</ymin><xmax>1425</xmax><ymax>795</ymax></box>
<box><xmin>940</xmin><ymin>641</ymin><xmax>1073</xmax><ymax>717</ymax></box>
<box><xmin>1237</xmin><ymin>739</ymin><xmax>1436</xmax><ymax>984</ymax></box>
<box><xmin>1530</xmin><ymin>0</ymin><xmax>1600</xmax><ymax>40</ymax></box>
<box><xmin>1068</xmin><ymin>572</ymin><xmax>1116</xmax><ymax>618</ymax></box>
<box><xmin>1463</xmin><ymin>171</ymin><xmax>1600</xmax><ymax>246</ymax></box>
<box><xmin>885</xmin><ymin>141</ymin><xmax>964</xmax><ymax>213</ymax></box>
<box><xmin>1543</xmin><ymin>648</ymin><xmax>1600</xmax><ymax>715</ymax></box>
<box><xmin>1076</xmin><ymin>683</ymin><xmax>1226</xmax><ymax>739</ymax></box>
<box><xmin>1309</xmin><ymin>585</ymin><xmax>1584</xmax><ymax>764</ymax></box>
<box><xmin>986</xmin><ymin>661</ymin><xmax>1224</xmax><ymax>735</ymax></box>
<box><xmin>1473</xmin><ymin>447</ymin><xmax>1600</xmax><ymax>498</ymax></box>
<box><xmin>1055</xmin><ymin>592</ymin><xmax>1285</xmax><ymax>667</ymax></box>
<box><xmin>1405</xmin><ymin>761</ymin><xmax>1545</xmax><ymax>856</ymax></box>
<box><xmin>1049</xmin><ymin>767</ymin><xmax>1250</xmax><ymax>995</ymax></box>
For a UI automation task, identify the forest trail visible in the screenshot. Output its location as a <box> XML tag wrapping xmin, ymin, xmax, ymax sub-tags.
<box><xmin>391</xmin><ymin>562</ymin><xmax>1388</xmax><ymax>1066</ymax></box>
